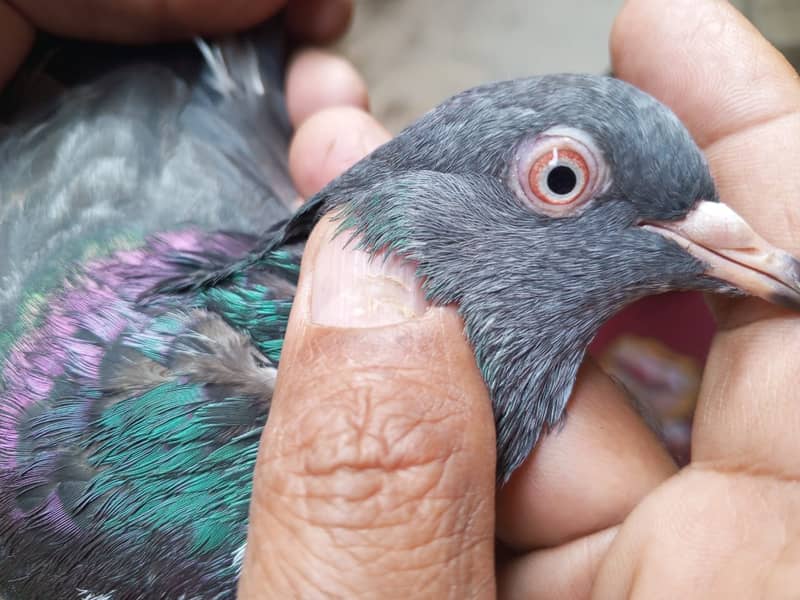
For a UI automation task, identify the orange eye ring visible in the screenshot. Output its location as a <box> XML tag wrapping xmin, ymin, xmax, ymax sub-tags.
<box><xmin>512</xmin><ymin>129</ymin><xmax>609</xmax><ymax>218</ymax></box>
<box><xmin>528</xmin><ymin>148</ymin><xmax>590</xmax><ymax>205</ymax></box>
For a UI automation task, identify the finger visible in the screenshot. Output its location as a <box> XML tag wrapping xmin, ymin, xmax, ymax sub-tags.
<box><xmin>592</xmin><ymin>465</ymin><xmax>800</xmax><ymax>598</ymax></box>
<box><xmin>0</xmin><ymin>2</ymin><xmax>34</xmax><ymax>89</ymax></box>
<box><xmin>13</xmin><ymin>0</ymin><xmax>281</xmax><ymax>42</ymax></box>
<box><xmin>286</xmin><ymin>0</ymin><xmax>353</xmax><ymax>45</ymax></box>
<box><xmin>244</xmin><ymin>100</ymin><xmax>495</xmax><ymax>597</ymax></box>
<box><xmin>496</xmin><ymin>361</ymin><xmax>676</xmax><ymax>551</ymax></box>
<box><xmin>239</xmin><ymin>218</ymin><xmax>496</xmax><ymax>598</ymax></box>
<box><xmin>612</xmin><ymin>0</ymin><xmax>800</xmax><ymax>472</ymax></box>
<box><xmin>498</xmin><ymin>527</ymin><xmax>616</xmax><ymax>600</ymax></box>
<box><xmin>286</xmin><ymin>49</ymin><xmax>369</xmax><ymax>128</ymax></box>
<box><xmin>288</xmin><ymin>106</ymin><xmax>391</xmax><ymax>198</ymax></box>
<box><xmin>611</xmin><ymin>0</ymin><xmax>800</xmax><ymax>254</ymax></box>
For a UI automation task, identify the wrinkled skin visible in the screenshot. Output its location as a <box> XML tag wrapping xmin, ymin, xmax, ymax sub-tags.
<box><xmin>3</xmin><ymin>0</ymin><xmax>800</xmax><ymax>598</ymax></box>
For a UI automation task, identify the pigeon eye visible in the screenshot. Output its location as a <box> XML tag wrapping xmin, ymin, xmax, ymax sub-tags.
<box><xmin>513</xmin><ymin>128</ymin><xmax>609</xmax><ymax>217</ymax></box>
<box><xmin>529</xmin><ymin>148</ymin><xmax>588</xmax><ymax>204</ymax></box>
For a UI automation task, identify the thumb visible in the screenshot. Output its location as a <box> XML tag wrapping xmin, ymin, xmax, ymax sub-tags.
<box><xmin>238</xmin><ymin>161</ymin><xmax>496</xmax><ymax>598</ymax></box>
<box><xmin>239</xmin><ymin>218</ymin><xmax>497</xmax><ymax>598</ymax></box>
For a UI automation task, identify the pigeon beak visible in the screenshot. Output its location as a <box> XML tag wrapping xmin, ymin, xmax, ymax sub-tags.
<box><xmin>642</xmin><ymin>201</ymin><xmax>800</xmax><ymax>310</ymax></box>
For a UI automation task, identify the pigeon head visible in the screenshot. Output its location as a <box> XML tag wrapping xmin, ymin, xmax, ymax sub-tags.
<box><xmin>304</xmin><ymin>73</ymin><xmax>800</xmax><ymax>481</ymax></box>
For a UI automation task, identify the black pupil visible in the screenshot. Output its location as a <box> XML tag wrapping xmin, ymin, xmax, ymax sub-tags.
<box><xmin>547</xmin><ymin>166</ymin><xmax>578</xmax><ymax>196</ymax></box>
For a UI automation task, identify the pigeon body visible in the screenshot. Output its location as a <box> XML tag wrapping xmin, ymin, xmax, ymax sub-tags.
<box><xmin>2</xmin><ymin>22</ymin><xmax>800</xmax><ymax>600</ymax></box>
<box><xmin>0</xmin><ymin>26</ymin><xmax>299</xmax><ymax>600</ymax></box>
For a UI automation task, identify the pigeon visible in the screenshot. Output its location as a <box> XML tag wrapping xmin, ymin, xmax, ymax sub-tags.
<box><xmin>2</xmin><ymin>20</ymin><xmax>799</xmax><ymax>600</ymax></box>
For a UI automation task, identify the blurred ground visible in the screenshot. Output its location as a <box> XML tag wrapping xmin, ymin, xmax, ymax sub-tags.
<box><xmin>337</xmin><ymin>0</ymin><xmax>623</xmax><ymax>132</ymax></box>
<box><xmin>337</xmin><ymin>0</ymin><xmax>798</xmax><ymax>133</ymax></box>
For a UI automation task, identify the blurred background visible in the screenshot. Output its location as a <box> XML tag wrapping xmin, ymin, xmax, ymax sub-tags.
<box><xmin>337</xmin><ymin>0</ymin><xmax>799</xmax><ymax>463</ymax></box>
<box><xmin>338</xmin><ymin>0</ymin><xmax>798</xmax><ymax>132</ymax></box>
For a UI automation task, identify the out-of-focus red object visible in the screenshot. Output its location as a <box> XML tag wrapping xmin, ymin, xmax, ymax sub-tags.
<box><xmin>589</xmin><ymin>292</ymin><xmax>715</xmax><ymax>465</ymax></box>
<box><xmin>590</xmin><ymin>291</ymin><xmax>715</xmax><ymax>364</ymax></box>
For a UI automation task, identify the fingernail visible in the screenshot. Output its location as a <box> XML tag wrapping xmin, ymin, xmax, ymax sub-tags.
<box><xmin>311</xmin><ymin>233</ymin><xmax>429</xmax><ymax>327</ymax></box>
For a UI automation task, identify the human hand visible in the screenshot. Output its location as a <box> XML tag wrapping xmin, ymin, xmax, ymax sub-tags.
<box><xmin>0</xmin><ymin>0</ymin><xmax>352</xmax><ymax>88</ymax></box>
<box><xmin>238</xmin><ymin>13</ymin><xmax>673</xmax><ymax>600</ymax></box>
<box><xmin>502</xmin><ymin>0</ymin><xmax>800</xmax><ymax>597</ymax></box>
<box><xmin>590</xmin><ymin>0</ymin><xmax>800</xmax><ymax>596</ymax></box>
<box><xmin>241</xmin><ymin>1</ymin><xmax>800</xmax><ymax>598</ymax></box>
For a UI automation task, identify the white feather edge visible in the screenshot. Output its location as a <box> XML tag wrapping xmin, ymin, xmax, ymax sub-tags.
<box><xmin>195</xmin><ymin>38</ymin><xmax>265</xmax><ymax>97</ymax></box>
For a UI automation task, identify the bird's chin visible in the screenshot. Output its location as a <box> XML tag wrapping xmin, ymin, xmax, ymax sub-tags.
<box><xmin>642</xmin><ymin>201</ymin><xmax>800</xmax><ymax>311</ymax></box>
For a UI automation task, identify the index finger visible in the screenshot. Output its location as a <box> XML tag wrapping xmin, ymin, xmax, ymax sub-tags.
<box><xmin>611</xmin><ymin>0</ymin><xmax>800</xmax><ymax>255</ymax></box>
<box><xmin>10</xmin><ymin>0</ymin><xmax>286</xmax><ymax>42</ymax></box>
<box><xmin>612</xmin><ymin>0</ymin><xmax>800</xmax><ymax>474</ymax></box>
<box><xmin>0</xmin><ymin>0</ymin><xmax>352</xmax><ymax>91</ymax></box>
